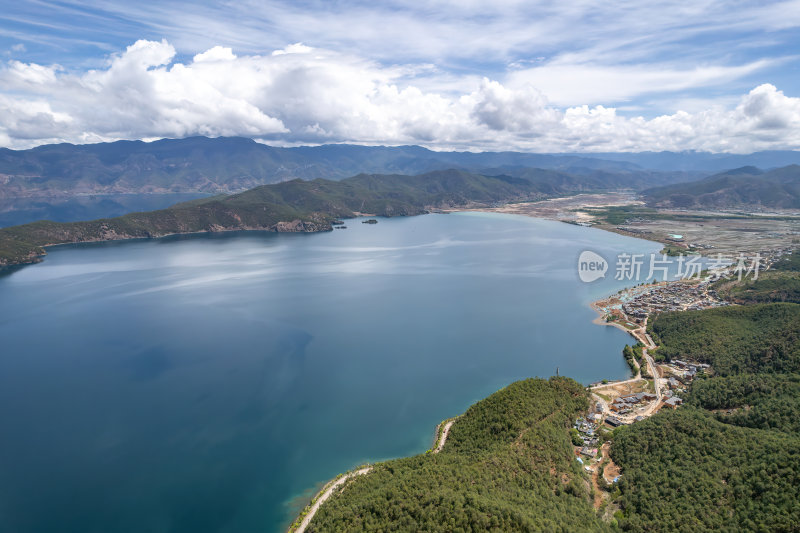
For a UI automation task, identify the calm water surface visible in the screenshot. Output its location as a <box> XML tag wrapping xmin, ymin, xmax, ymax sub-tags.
<box><xmin>0</xmin><ymin>212</ymin><xmax>662</xmax><ymax>532</ymax></box>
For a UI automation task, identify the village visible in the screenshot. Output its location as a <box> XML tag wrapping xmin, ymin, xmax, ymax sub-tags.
<box><xmin>573</xmin><ymin>358</ymin><xmax>699</xmax><ymax>483</ymax></box>
<box><xmin>593</xmin><ymin>277</ymin><xmax>729</xmax><ymax>331</ymax></box>
<box><xmin>576</xmin><ymin>268</ymin><xmax>732</xmax><ymax>486</ymax></box>
<box><xmin>572</xmin><ymin>248</ymin><xmax>799</xmax><ymax>492</ymax></box>
<box><xmin>572</xmin><ymin>352</ymin><xmax>713</xmax><ymax>495</ymax></box>
<box><xmin>619</xmin><ymin>280</ymin><xmax>728</xmax><ymax>321</ymax></box>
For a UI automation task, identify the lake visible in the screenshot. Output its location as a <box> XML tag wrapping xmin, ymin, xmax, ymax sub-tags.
<box><xmin>0</xmin><ymin>212</ymin><xmax>663</xmax><ymax>532</ymax></box>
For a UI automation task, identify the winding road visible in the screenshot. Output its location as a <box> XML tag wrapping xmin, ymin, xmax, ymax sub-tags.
<box><xmin>591</xmin><ymin>318</ymin><xmax>663</xmax><ymax>421</ymax></box>
<box><xmin>294</xmin><ymin>467</ymin><xmax>372</xmax><ymax>533</ymax></box>
<box><xmin>434</xmin><ymin>420</ymin><xmax>455</xmax><ymax>453</ymax></box>
<box><xmin>293</xmin><ymin>416</ymin><xmax>459</xmax><ymax>532</ymax></box>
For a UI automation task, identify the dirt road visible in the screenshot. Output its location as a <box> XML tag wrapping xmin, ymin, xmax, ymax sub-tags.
<box><xmin>294</xmin><ymin>467</ymin><xmax>372</xmax><ymax>533</ymax></box>
<box><xmin>434</xmin><ymin>419</ymin><xmax>456</xmax><ymax>453</ymax></box>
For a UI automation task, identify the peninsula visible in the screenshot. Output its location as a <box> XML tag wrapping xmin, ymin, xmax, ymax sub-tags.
<box><xmin>0</xmin><ymin>170</ymin><xmax>546</xmax><ymax>267</ymax></box>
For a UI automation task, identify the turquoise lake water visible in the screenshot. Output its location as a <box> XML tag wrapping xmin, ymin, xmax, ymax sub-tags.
<box><xmin>0</xmin><ymin>212</ymin><xmax>664</xmax><ymax>532</ymax></box>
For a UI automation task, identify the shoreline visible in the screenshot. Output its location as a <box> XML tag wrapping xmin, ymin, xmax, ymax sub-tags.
<box><xmin>0</xmin><ymin>199</ymin><xmax>648</xmax><ymax>269</ymax></box>
<box><xmin>0</xmin><ymin>190</ymin><xmax>640</xmax><ymax>269</ymax></box>
<box><xmin>288</xmin><ymin>466</ymin><xmax>373</xmax><ymax>533</ymax></box>
<box><xmin>5</xmin><ymin>188</ymin><xmax>797</xmax><ymax>269</ymax></box>
<box><xmin>0</xmin><ymin>189</ymin><xmax>682</xmax><ymax>269</ymax></box>
<box><xmin>591</xmin><ymin>310</ymin><xmax>640</xmax><ymax>336</ymax></box>
<box><xmin>0</xmin><ymin>222</ymin><xmax>338</xmax><ymax>268</ymax></box>
<box><xmin>0</xmin><ymin>203</ymin><xmax>692</xmax><ymax>528</ymax></box>
<box><xmin>287</xmin><ymin>414</ymin><xmax>460</xmax><ymax>533</ymax></box>
<box><xmin>0</xmin><ymin>210</ymin><xmax>380</xmax><ymax>268</ymax></box>
<box><xmin>286</xmin><ymin>285</ymin><xmax>662</xmax><ymax>531</ymax></box>
<box><xmin>279</xmin><ymin>210</ymin><xmax>673</xmax><ymax>530</ymax></box>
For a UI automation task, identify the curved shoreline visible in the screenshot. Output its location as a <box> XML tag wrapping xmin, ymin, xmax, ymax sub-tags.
<box><xmin>0</xmin><ymin>222</ymin><xmax>335</xmax><ymax>268</ymax></box>
<box><xmin>289</xmin><ymin>414</ymin><xmax>461</xmax><ymax>532</ymax></box>
<box><xmin>289</xmin><ymin>467</ymin><xmax>372</xmax><ymax>533</ymax></box>
<box><xmin>285</xmin><ymin>239</ymin><xmax>664</xmax><ymax>531</ymax></box>
<box><xmin>431</xmin><ymin>416</ymin><xmax>460</xmax><ymax>454</ymax></box>
<box><xmin>1</xmin><ymin>206</ymin><xmax>665</xmax><ymax>528</ymax></box>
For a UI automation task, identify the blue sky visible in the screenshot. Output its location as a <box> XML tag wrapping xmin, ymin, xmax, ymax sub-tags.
<box><xmin>1</xmin><ymin>0</ymin><xmax>799</xmax><ymax>152</ymax></box>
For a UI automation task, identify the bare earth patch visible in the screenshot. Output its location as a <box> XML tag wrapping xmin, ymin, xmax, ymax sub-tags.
<box><xmin>452</xmin><ymin>192</ymin><xmax>641</xmax><ymax>221</ymax></box>
<box><xmin>454</xmin><ymin>192</ymin><xmax>800</xmax><ymax>257</ymax></box>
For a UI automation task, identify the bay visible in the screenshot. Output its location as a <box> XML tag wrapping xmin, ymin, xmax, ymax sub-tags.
<box><xmin>0</xmin><ymin>212</ymin><xmax>663</xmax><ymax>532</ymax></box>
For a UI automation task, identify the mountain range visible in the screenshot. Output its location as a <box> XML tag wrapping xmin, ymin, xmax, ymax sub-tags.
<box><xmin>566</xmin><ymin>150</ymin><xmax>800</xmax><ymax>172</ymax></box>
<box><xmin>643</xmin><ymin>165</ymin><xmax>800</xmax><ymax>209</ymax></box>
<box><xmin>8</xmin><ymin>136</ymin><xmax>790</xmax><ymax>198</ymax></box>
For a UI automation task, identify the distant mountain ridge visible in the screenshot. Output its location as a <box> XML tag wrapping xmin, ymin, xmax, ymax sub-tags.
<box><xmin>0</xmin><ymin>136</ymin><xmax>736</xmax><ymax>198</ymax></box>
<box><xmin>643</xmin><ymin>165</ymin><xmax>800</xmax><ymax>209</ymax></box>
<box><xmin>569</xmin><ymin>150</ymin><xmax>800</xmax><ymax>172</ymax></box>
<box><xmin>0</xmin><ymin>169</ymin><xmax>550</xmax><ymax>266</ymax></box>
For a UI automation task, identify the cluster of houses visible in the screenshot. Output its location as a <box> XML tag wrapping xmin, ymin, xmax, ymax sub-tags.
<box><xmin>605</xmin><ymin>415</ymin><xmax>626</xmax><ymax>427</ymax></box>
<box><xmin>621</xmin><ymin>281</ymin><xmax>727</xmax><ymax>321</ymax></box>
<box><xmin>662</xmin><ymin>359</ymin><xmax>710</xmax><ymax>389</ymax></box>
<box><xmin>671</xmin><ymin>359</ymin><xmax>709</xmax><ymax>374</ymax></box>
<box><xmin>609</xmin><ymin>391</ymin><xmax>658</xmax><ymax>414</ymax></box>
<box><xmin>605</xmin><ymin>391</ymin><xmax>684</xmax><ymax>423</ymax></box>
<box><xmin>573</xmin><ymin>417</ymin><xmax>600</xmax><ymax>458</ymax></box>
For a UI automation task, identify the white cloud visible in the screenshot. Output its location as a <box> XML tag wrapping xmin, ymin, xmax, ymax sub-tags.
<box><xmin>0</xmin><ymin>40</ymin><xmax>798</xmax><ymax>153</ymax></box>
<box><xmin>0</xmin><ymin>94</ymin><xmax>73</xmax><ymax>142</ymax></box>
<box><xmin>61</xmin><ymin>0</ymin><xmax>800</xmax><ymax>74</ymax></box>
<box><xmin>2</xmin><ymin>60</ymin><xmax>60</xmax><ymax>88</ymax></box>
<box><xmin>0</xmin><ymin>40</ymin><xmax>287</xmax><ymax>143</ymax></box>
<box><xmin>506</xmin><ymin>60</ymin><xmax>777</xmax><ymax>106</ymax></box>
<box><xmin>468</xmin><ymin>79</ymin><xmax>559</xmax><ymax>132</ymax></box>
<box><xmin>193</xmin><ymin>46</ymin><xmax>237</xmax><ymax>63</ymax></box>
<box><xmin>271</xmin><ymin>43</ymin><xmax>313</xmax><ymax>56</ymax></box>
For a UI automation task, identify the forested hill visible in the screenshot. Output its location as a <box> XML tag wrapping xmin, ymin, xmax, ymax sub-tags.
<box><xmin>288</xmin><ymin>270</ymin><xmax>800</xmax><ymax>531</ymax></box>
<box><xmin>610</xmin><ymin>301</ymin><xmax>800</xmax><ymax>531</ymax></box>
<box><xmin>642</xmin><ymin>164</ymin><xmax>800</xmax><ymax>209</ymax></box>
<box><xmin>713</xmin><ymin>251</ymin><xmax>800</xmax><ymax>305</ymax></box>
<box><xmin>304</xmin><ymin>300</ymin><xmax>800</xmax><ymax>532</ymax></box>
<box><xmin>0</xmin><ymin>136</ymin><xmax>703</xmax><ymax>198</ymax></box>
<box><xmin>0</xmin><ymin>169</ymin><xmax>544</xmax><ymax>266</ymax></box>
<box><xmin>647</xmin><ymin>303</ymin><xmax>800</xmax><ymax>375</ymax></box>
<box><xmin>307</xmin><ymin>378</ymin><xmax>611</xmax><ymax>532</ymax></box>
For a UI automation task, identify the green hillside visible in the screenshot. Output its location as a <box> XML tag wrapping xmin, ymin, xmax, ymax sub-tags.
<box><xmin>611</xmin><ymin>301</ymin><xmax>800</xmax><ymax>532</ymax></box>
<box><xmin>611</xmin><ymin>408</ymin><xmax>800</xmax><ymax>532</ymax></box>
<box><xmin>285</xmin><ymin>264</ymin><xmax>800</xmax><ymax>533</ymax></box>
<box><xmin>716</xmin><ymin>271</ymin><xmax>800</xmax><ymax>304</ymax></box>
<box><xmin>772</xmin><ymin>251</ymin><xmax>800</xmax><ymax>272</ymax></box>
<box><xmin>709</xmin><ymin>250</ymin><xmax>800</xmax><ymax>305</ymax></box>
<box><xmin>0</xmin><ymin>170</ymin><xmax>542</xmax><ymax>266</ymax></box>
<box><xmin>646</xmin><ymin>303</ymin><xmax>800</xmax><ymax>375</ymax></box>
<box><xmin>307</xmin><ymin>378</ymin><xmax>610</xmax><ymax>532</ymax></box>
<box><xmin>689</xmin><ymin>372</ymin><xmax>800</xmax><ymax>433</ymax></box>
<box><xmin>643</xmin><ymin>165</ymin><xmax>800</xmax><ymax>209</ymax></box>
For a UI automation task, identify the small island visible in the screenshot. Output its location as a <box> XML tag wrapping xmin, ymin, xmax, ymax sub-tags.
<box><xmin>362</xmin><ymin>219</ymin><xmax>378</xmax><ymax>224</ymax></box>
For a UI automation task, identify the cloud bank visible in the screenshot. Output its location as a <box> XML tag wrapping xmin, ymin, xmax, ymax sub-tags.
<box><xmin>0</xmin><ymin>39</ymin><xmax>798</xmax><ymax>153</ymax></box>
